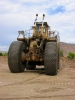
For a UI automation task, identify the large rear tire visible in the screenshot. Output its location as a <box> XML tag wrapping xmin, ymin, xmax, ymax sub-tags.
<box><xmin>8</xmin><ymin>41</ymin><xmax>26</xmax><ymax>73</ymax></box>
<box><xmin>44</xmin><ymin>42</ymin><xmax>59</xmax><ymax>75</ymax></box>
<box><xmin>58</xmin><ymin>48</ymin><xmax>60</xmax><ymax>70</ymax></box>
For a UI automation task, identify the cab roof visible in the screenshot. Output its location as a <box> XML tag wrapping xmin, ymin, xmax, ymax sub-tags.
<box><xmin>35</xmin><ymin>22</ymin><xmax>50</xmax><ymax>28</ymax></box>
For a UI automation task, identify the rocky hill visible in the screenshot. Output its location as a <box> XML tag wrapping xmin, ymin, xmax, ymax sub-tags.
<box><xmin>60</xmin><ymin>42</ymin><xmax>75</xmax><ymax>57</ymax></box>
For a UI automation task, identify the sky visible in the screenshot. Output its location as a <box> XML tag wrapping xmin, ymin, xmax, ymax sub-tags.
<box><xmin>0</xmin><ymin>0</ymin><xmax>75</xmax><ymax>51</ymax></box>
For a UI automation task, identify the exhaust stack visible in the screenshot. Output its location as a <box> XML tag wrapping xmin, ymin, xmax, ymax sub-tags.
<box><xmin>42</xmin><ymin>14</ymin><xmax>45</xmax><ymax>26</ymax></box>
<box><xmin>35</xmin><ymin>14</ymin><xmax>38</xmax><ymax>26</ymax></box>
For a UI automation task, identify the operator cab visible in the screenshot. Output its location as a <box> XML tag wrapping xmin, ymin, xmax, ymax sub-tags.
<box><xmin>32</xmin><ymin>14</ymin><xmax>50</xmax><ymax>37</ymax></box>
<box><xmin>35</xmin><ymin>22</ymin><xmax>50</xmax><ymax>33</ymax></box>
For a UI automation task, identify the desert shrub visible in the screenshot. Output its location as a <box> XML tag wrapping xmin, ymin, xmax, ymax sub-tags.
<box><xmin>3</xmin><ymin>52</ymin><xmax>8</xmax><ymax>56</ymax></box>
<box><xmin>0</xmin><ymin>52</ymin><xmax>3</xmax><ymax>56</ymax></box>
<box><xmin>60</xmin><ymin>50</ymin><xmax>64</xmax><ymax>57</ymax></box>
<box><xmin>0</xmin><ymin>52</ymin><xmax>8</xmax><ymax>56</ymax></box>
<box><xmin>67</xmin><ymin>52</ymin><xmax>75</xmax><ymax>59</ymax></box>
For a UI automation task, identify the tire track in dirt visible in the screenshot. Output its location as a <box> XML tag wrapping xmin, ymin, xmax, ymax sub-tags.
<box><xmin>0</xmin><ymin>71</ymin><xmax>42</xmax><ymax>87</ymax></box>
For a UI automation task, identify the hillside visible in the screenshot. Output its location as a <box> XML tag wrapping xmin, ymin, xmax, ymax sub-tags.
<box><xmin>60</xmin><ymin>42</ymin><xmax>75</xmax><ymax>57</ymax></box>
<box><xmin>0</xmin><ymin>51</ymin><xmax>7</xmax><ymax>53</ymax></box>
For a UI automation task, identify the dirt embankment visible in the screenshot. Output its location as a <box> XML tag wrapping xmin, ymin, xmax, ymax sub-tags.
<box><xmin>61</xmin><ymin>57</ymin><xmax>75</xmax><ymax>69</ymax></box>
<box><xmin>0</xmin><ymin>56</ymin><xmax>7</xmax><ymax>64</ymax></box>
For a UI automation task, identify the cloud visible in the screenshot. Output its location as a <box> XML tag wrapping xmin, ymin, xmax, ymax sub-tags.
<box><xmin>0</xmin><ymin>0</ymin><xmax>75</xmax><ymax>51</ymax></box>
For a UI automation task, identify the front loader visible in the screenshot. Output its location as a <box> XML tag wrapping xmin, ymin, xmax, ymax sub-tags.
<box><xmin>8</xmin><ymin>14</ymin><xmax>60</xmax><ymax>75</ymax></box>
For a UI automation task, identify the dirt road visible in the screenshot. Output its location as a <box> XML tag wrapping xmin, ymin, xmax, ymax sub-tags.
<box><xmin>0</xmin><ymin>56</ymin><xmax>75</xmax><ymax>100</ymax></box>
